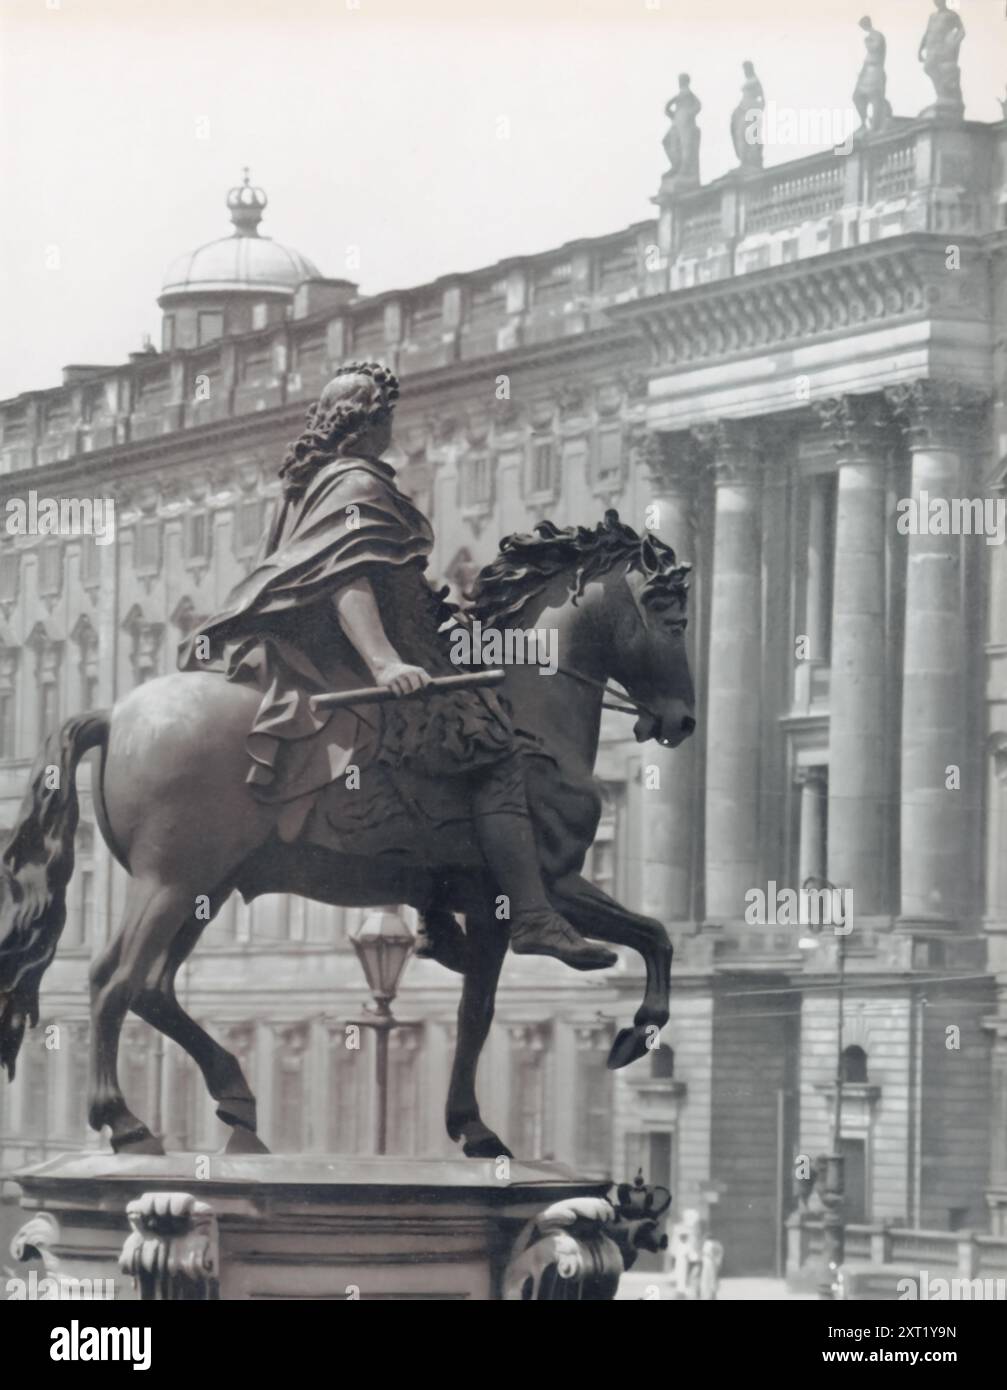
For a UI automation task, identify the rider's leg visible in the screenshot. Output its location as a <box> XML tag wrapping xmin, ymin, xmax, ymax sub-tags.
<box><xmin>469</xmin><ymin>761</ymin><xmax>617</xmax><ymax>972</ymax></box>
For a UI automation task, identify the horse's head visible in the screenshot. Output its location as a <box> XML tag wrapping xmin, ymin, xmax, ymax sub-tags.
<box><xmin>607</xmin><ymin>530</ymin><xmax>695</xmax><ymax>749</ymax></box>
<box><xmin>470</xmin><ymin>510</ymin><xmax>696</xmax><ymax>749</ymax></box>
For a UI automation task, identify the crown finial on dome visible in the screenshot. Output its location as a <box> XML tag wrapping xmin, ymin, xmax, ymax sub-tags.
<box><xmin>227</xmin><ymin>168</ymin><xmax>267</xmax><ymax>236</ymax></box>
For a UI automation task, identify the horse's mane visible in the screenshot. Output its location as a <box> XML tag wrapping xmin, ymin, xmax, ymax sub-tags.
<box><xmin>468</xmin><ymin>510</ymin><xmax>690</xmax><ymax>626</ymax></box>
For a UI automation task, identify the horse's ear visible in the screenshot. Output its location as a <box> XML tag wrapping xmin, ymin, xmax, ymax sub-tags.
<box><xmin>640</xmin><ymin>537</ymin><xmax>660</xmax><ymax>573</ymax></box>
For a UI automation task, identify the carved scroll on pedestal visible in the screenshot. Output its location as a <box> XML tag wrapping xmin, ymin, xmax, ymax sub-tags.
<box><xmin>120</xmin><ymin>1192</ymin><xmax>220</xmax><ymax>1301</ymax></box>
<box><xmin>503</xmin><ymin>1172</ymin><xmax>672</xmax><ymax>1301</ymax></box>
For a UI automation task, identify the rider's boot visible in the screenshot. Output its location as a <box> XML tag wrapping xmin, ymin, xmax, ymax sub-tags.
<box><xmin>471</xmin><ymin>765</ymin><xmax>617</xmax><ymax>973</ymax></box>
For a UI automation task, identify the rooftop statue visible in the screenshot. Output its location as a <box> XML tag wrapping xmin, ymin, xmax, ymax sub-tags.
<box><xmin>0</xmin><ymin>365</ymin><xmax>696</xmax><ymax>1161</ymax></box>
<box><xmin>918</xmin><ymin>0</ymin><xmax>965</xmax><ymax>115</ymax></box>
<box><xmin>663</xmin><ymin>74</ymin><xmax>702</xmax><ymax>185</ymax></box>
<box><xmin>853</xmin><ymin>16</ymin><xmax>891</xmax><ymax>135</ymax></box>
<box><xmin>730</xmin><ymin>61</ymin><xmax>765</xmax><ymax>171</ymax></box>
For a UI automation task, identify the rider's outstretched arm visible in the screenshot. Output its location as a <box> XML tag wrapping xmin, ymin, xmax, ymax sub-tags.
<box><xmin>332</xmin><ymin>577</ymin><xmax>431</xmax><ymax>696</ymax></box>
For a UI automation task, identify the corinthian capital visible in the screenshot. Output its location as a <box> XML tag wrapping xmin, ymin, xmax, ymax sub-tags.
<box><xmin>813</xmin><ymin>393</ymin><xmax>894</xmax><ymax>459</ymax></box>
<box><xmin>884</xmin><ymin>380</ymin><xmax>989</xmax><ymax>452</ymax></box>
<box><xmin>634</xmin><ymin>430</ymin><xmax>700</xmax><ymax>497</ymax></box>
<box><xmin>690</xmin><ymin>418</ymin><xmax>763</xmax><ymax>486</ymax></box>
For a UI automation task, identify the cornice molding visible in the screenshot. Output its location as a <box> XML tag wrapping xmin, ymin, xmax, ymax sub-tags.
<box><xmin>3</xmin><ymin>327</ymin><xmax>644</xmax><ymax>496</ymax></box>
<box><xmin>613</xmin><ymin>234</ymin><xmax>985</xmax><ymax>369</ymax></box>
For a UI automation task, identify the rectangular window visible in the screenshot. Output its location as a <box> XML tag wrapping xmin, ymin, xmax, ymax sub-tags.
<box><xmin>329</xmin><ymin>1032</ymin><xmax>368</xmax><ymax>1154</ymax></box>
<box><xmin>387</xmin><ymin>1030</ymin><xmax>422</xmax><ymax>1156</ymax></box>
<box><xmin>161</xmin><ymin>315</ymin><xmax>175</xmax><ymax>353</ymax></box>
<box><xmin>252</xmin><ymin>303</ymin><xmax>268</xmax><ymax>331</ymax></box>
<box><xmin>839</xmin><ymin>1137</ymin><xmax>868</xmax><ymax>1223</ymax></box>
<box><xmin>586</xmin><ymin>781</ymin><xmax>623</xmax><ymax>900</ymax></box>
<box><xmin>79</xmin><ymin>539</ymin><xmax>101</xmax><ymax>586</ymax></box>
<box><xmin>197</xmin><ymin>312</ymin><xmax>224</xmax><ymax>347</ymax></box>
<box><xmin>508</xmin><ymin>1026</ymin><xmax>552</xmax><ymax>1158</ymax></box>
<box><xmin>22</xmin><ymin>1040</ymin><xmax>47</xmax><ymax>1137</ymax></box>
<box><xmin>461</xmin><ymin>455</ymin><xmax>492</xmax><ymax>511</ymax></box>
<box><xmin>0</xmin><ymin>691</ymin><xmax>15</xmax><ymax>757</ymax></box>
<box><xmin>791</xmin><ymin>470</ymin><xmax>837</xmax><ymax>717</ymax></box>
<box><xmin>66</xmin><ymin>865</ymin><xmax>94</xmax><ymax>949</ymax></box>
<box><xmin>82</xmin><ymin>866</ymin><xmax>95</xmax><ymax>924</ymax></box>
<box><xmin>275</xmin><ymin>1038</ymin><xmax>307</xmax><ymax>1152</ymax></box>
<box><xmin>593</xmin><ymin>428</ymin><xmax>624</xmax><ymax>489</ymax></box>
<box><xmin>234</xmin><ymin>498</ymin><xmax>265</xmax><ymax>555</ymax></box>
<box><xmin>530</xmin><ymin>438</ymin><xmax>555</xmax><ymax>496</ymax></box>
<box><xmin>37</xmin><ymin>542</ymin><xmax>64</xmax><ymax>597</ymax></box>
<box><xmin>0</xmin><ymin>552</ymin><xmax>19</xmax><ymax>603</ymax></box>
<box><xmin>575</xmin><ymin>1031</ymin><xmax>614</xmax><ymax>1171</ymax></box>
<box><xmin>135</xmin><ymin>519</ymin><xmax>161</xmax><ymax>575</ymax></box>
<box><xmin>40</xmin><ymin>681</ymin><xmax>59</xmax><ymax>735</ymax></box>
<box><xmin>183</xmin><ymin>511</ymin><xmax>211</xmax><ymax>563</ymax></box>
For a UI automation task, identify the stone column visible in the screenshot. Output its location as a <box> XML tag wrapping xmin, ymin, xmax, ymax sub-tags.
<box><xmin>815</xmin><ymin>394</ymin><xmax>894</xmax><ymax>913</ymax></box>
<box><xmin>695</xmin><ymin>420</ymin><xmax>763</xmax><ymax>922</ymax></box>
<box><xmin>885</xmin><ymin>381</ymin><xmax>987</xmax><ymax>920</ymax></box>
<box><xmin>986</xmin><ymin>472</ymin><xmax>1007</xmax><ymax>927</ymax></box>
<box><xmin>635</xmin><ymin>432</ymin><xmax>699</xmax><ymax>922</ymax></box>
<box><xmin>986</xmin><ymin>1019</ymin><xmax>1007</xmax><ymax>1235</ymax></box>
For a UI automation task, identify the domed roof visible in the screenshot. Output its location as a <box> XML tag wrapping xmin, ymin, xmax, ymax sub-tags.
<box><xmin>160</xmin><ymin>171</ymin><xmax>321</xmax><ymax>300</ymax></box>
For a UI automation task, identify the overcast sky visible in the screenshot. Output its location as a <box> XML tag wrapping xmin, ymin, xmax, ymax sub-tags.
<box><xmin>1</xmin><ymin>0</ymin><xmax>1003</xmax><ymax>400</ymax></box>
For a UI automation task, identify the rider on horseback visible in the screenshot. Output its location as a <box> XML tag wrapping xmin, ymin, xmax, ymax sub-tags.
<box><xmin>179</xmin><ymin>362</ymin><xmax>616</xmax><ymax>973</ymax></box>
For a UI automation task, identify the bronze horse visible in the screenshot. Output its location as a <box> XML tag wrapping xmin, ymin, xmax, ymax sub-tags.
<box><xmin>0</xmin><ymin>512</ymin><xmax>694</xmax><ymax>1159</ymax></box>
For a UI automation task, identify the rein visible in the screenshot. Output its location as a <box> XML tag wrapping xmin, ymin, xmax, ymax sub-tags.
<box><xmin>555</xmin><ymin>665</ymin><xmax>656</xmax><ymax>721</ymax></box>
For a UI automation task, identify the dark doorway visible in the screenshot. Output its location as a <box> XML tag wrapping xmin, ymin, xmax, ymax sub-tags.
<box><xmin>840</xmin><ymin>1137</ymin><xmax>868</xmax><ymax>1223</ymax></box>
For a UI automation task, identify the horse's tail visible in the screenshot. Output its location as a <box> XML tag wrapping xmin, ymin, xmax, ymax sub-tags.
<box><xmin>0</xmin><ymin>711</ymin><xmax>109</xmax><ymax>1079</ymax></box>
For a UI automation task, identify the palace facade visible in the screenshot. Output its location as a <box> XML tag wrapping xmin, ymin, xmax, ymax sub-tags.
<box><xmin>1</xmin><ymin>88</ymin><xmax>1005</xmax><ymax>1276</ymax></box>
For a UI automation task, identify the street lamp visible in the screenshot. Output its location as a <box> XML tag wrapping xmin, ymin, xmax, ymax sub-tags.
<box><xmin>349</xmin><ymin>910</ymin><xmax>415</xmax><ymax>1155</ymax></box>
<box><xmin>797</xmin><ymin>876</ymin><xmax>848</xmax><ymax>1300</ymax></box>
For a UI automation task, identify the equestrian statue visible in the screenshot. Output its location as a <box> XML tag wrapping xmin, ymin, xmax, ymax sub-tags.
<box><xmin>0</xmin><ymin>362</ymin><xmax>695</xmax><ymax>1160</ymax></box>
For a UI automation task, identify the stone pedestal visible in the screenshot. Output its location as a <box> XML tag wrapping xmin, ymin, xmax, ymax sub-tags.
<box><xmin>10</xmin><ymin>1152</ymin><xmax>614</xmax><ymax>1301</ymax></box>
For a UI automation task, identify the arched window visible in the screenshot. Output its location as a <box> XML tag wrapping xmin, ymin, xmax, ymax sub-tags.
<box><xmin>841</xmin><ymin>1044</ymin><xmax>868</xmax><ymax>1084</ymax></box>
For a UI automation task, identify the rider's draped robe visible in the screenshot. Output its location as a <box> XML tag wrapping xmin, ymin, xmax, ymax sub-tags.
<box><xmin>178</xmin><ymin>455</ymin><xmax>519</xmax><ymax>812</ymax></box>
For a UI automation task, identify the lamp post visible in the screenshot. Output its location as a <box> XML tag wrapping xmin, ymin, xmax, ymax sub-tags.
<box><xmin>349</xmin><ymin>910</ymin><xmax>415</xmax><ymax>1155</ymax></box>
<box><xmin>798</xmin><ymin>877</ymin><xmax>848</xmax><ymax>1299</ymax></box>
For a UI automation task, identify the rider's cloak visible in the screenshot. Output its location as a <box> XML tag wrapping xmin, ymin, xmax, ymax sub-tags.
<box><xmin>178</xmin><ymin>455</ymin><xmax>515</xmax><ymax>803</ymax></box>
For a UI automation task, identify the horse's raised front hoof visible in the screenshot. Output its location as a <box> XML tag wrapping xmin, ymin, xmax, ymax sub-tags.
<box><xmin>457</xmin><ymin>1121</ymin><xmax>514</xmax><ymax>1160</ymax></box>
<box><xmin>223</xmin><ymin>1125</ymin><xmax>270</xmax><ymax>1155</ymax></box>
<box><xmin>607</xmin><ymin>1025</ymin><xmax>653</xmax><ymax>1071</ymax></box>
<box><xmin>112</xmin><ymin>1126</ymin><xmax>166</xmax><ymax>1156</ymax></box>
<box><xmin>414</xmin><ymin>909</ymin><xmax>468</xmax><ymax>975</ymax></box>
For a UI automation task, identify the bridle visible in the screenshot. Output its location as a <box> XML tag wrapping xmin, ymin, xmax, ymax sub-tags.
<box><xmin>554</xmin><ymin>664</ymin><xmax>658</xmax><ymax>722</ymax></box>
<box><xmin>553</xmin><ymin>568</ymin><xmax>685</xmax><ymax>725</ymax></box>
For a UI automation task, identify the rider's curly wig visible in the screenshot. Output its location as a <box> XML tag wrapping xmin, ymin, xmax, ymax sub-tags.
<box><xmin>278</xmin><ymin>361</ymin><xmax>400</xmax><ymax>498</ymax></box>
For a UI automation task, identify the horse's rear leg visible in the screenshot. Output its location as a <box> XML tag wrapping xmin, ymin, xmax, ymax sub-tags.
<box><xmin>445</xmin><ymin>908</ymin><xmax>512</xmax><ymax>1159</ymax></box>
<box><xmin>131</xmin><ymin>911</ymin><xmax>268</xmax><ymax>1155</ymax></box>
<box><xmin>88</xmin><ymin>879</ymin><xmax>196</xmax><ymax>1153</ymax></box>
